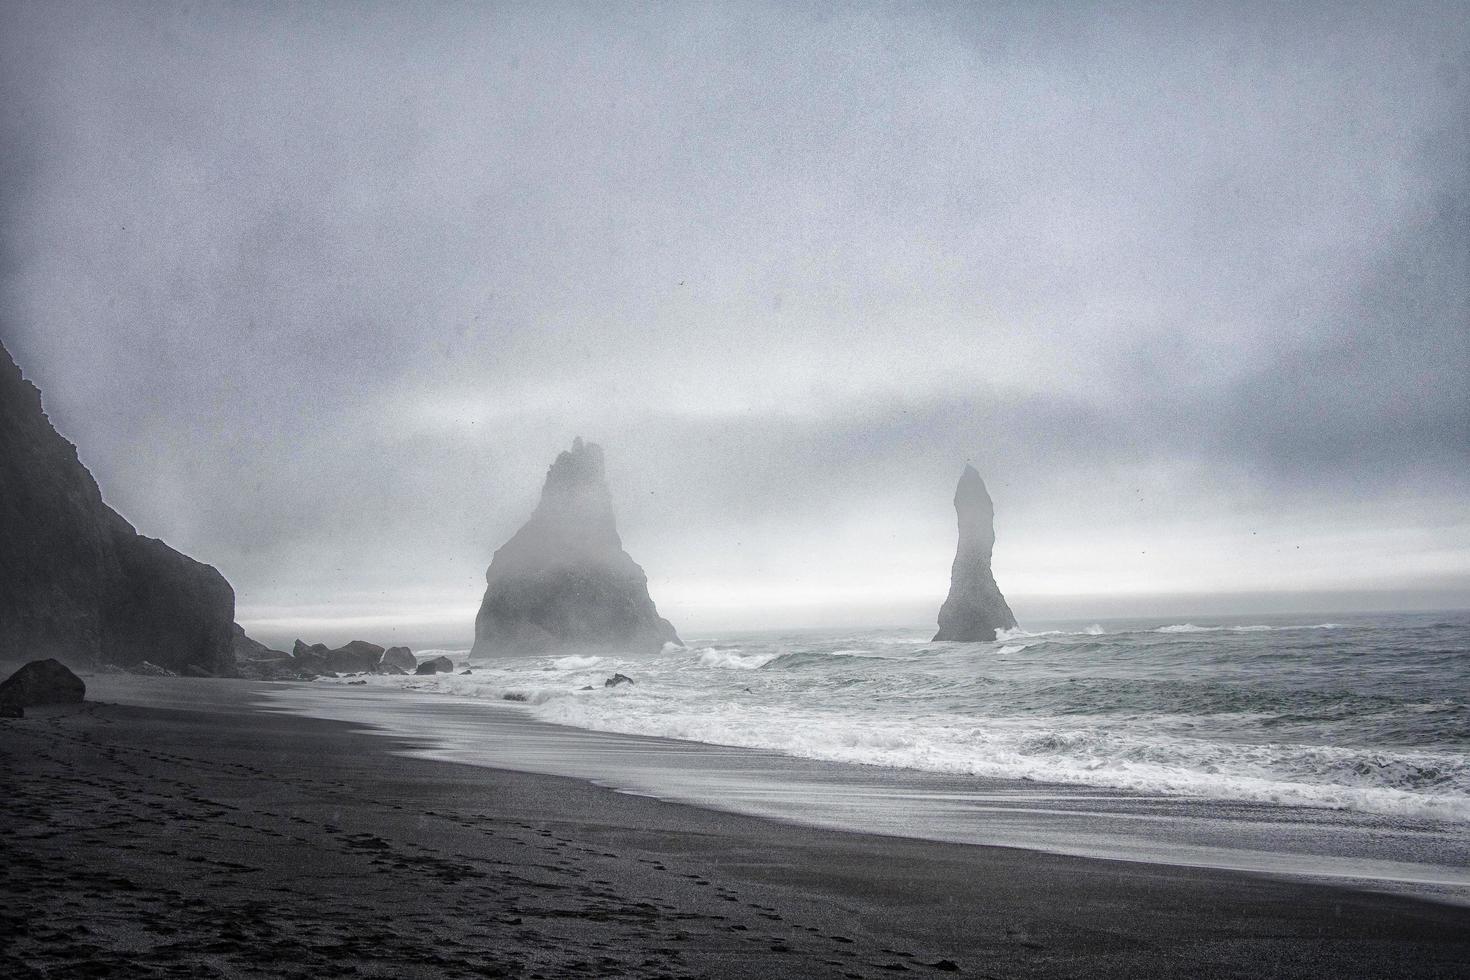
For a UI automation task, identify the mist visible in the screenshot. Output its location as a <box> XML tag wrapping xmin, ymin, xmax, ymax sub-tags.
<box><xmin>1</xmin><ymin>1</ymin><xmax>1465</xmax><ymax>646</ymax></box>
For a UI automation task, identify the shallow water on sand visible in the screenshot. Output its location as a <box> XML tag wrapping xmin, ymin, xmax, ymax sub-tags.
<box><xmin>264</xmin><ymin>679</ymin><xmax>1470</xmax><ymax>905</ymax></box>
<box><xmin>313</xmin><ymin>612</ymin><xmax>1470</xmax><ymax>817</ymax></box>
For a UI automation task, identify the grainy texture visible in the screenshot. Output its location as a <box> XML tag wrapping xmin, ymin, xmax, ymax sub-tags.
<box><xmin>2</xmin><ymin>677</ymin><xmax>1467</xmax><ymax>979</ymax></box>
<box><xmin>934</xmin><ymin>465</ymin><xmax>1017</xmax><ymax>642</ymax></box>
<box><xmin>473</xmin><ymin>438</ymin><xmax>679</xmax><ymax>657</ymax></box>
<box><xmin>0</xmin><ymin>341</ymin><xmax>235</xmax><ymax>674</ymax></box>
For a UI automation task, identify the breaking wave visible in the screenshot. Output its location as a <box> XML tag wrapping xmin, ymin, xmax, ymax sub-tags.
<box><xmin>330</xmin><ymin>612</ymin><xmax>1470</xmax><ymax>825</ymax></box>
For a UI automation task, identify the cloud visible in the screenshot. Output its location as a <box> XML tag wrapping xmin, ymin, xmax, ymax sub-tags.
<box><xmin>1</xmin><ymin>0</ymin><xmax>1465</xmax><ymax>639</ymax></box>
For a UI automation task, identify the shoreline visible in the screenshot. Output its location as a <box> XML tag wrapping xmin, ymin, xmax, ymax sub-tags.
<box><xmin>262</xmin><ymin>678</ymin><xmax>1470</xmax><ymax>906</ymax></box>
<box><xmin>3</xmin><ymin>676</ymin><xmax>1468</xmax><ymax>978</ymax></box>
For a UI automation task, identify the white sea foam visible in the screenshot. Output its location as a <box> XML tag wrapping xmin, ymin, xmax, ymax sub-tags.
<box><xmin>323</xmin><ymin>615</ymin><xmax>1470</xmax><ymax>825</ymax></box>
<box><xmin>694</xmin><ymin>647</ymin><xmax>777</xmax><ymax>669</ymax></box>
<box><xmin>525</xmin><ymin>695</ymin><xmax>1470</xmax><ymax>823</ymax></box>
<box><xmin>551</xmin><ymin>654</ymin><xmax>604</xmax><ymax>669</ymax></box>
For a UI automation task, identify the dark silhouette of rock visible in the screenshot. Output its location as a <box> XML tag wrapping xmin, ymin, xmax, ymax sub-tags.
<box><xmin>603</xmin><ymin>673</ymin><xmax>635</xmax><ymax>688</ymax></box>
<box><xmin>329</xmin><ymin>641</ymin><xmax>385</xmax><ymax>673</ymax></box>
<box><xmin>293</xmin><ymin>639</ymin><xmax>330</xmax><ymax>660</ymax></box>
<box><xmin>232</xmin><ymin>623</ymin><xmax>289</xmax><ymax>662</ymax></box>
<box><xmin>472</xmin><ymin>438</ymin><xmax>680</xmax><ymax>657</ymax></box>
<box><xmin>0</xmin><ymin>341</ymin><xmax>235</xmax><ymax>674</ymax></box>
<box><xmin>933</xmin><ymin>465</ymin><xmax>1017</xmax><ymax>642</ymax></box>
<box><xmin>0</xmin><ymin>658</ymin><xmax>86</xmax><ymax>707</ymax></box>
<box><xmin>380</xmin><ymin>646</ymin><xmax>416</xmax><ymax>672</ymax></box>
<box><xmin>292</xmin><ymin>639</ymin><xmax>386</xmax><ymax>674</ymax></box>
<box><xmin>414</xmin><ymin>655</ymin><xmax>454</xmax><ymax>675</ymax></box>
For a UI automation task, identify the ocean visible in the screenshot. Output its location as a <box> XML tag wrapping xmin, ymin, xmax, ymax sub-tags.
<box><xmin>269</xmin><ymin>609</ymin><xmax>1470</xmax><ymax>900</ymax></box>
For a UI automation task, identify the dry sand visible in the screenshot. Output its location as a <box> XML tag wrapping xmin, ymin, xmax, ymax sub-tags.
<box><xmin>2</xmin><ymin>676</ymin><xmax>1467</xmax><ymax>979</ymax></box>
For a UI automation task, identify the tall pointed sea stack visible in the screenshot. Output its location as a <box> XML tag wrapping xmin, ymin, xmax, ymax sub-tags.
<box><xmin>472</xmin><ymin>438</ymin><xmax>680</xmax><ymax>657</ymax></box>
<box><xmin>933</xmin><ymin>464</ymin><xmax>1017</xmax><ymax>642</ymax></box>
<box><xmin>0</xmin><ymin>341</ymin><xmax>236</xmax><ymax>673</ymax></box>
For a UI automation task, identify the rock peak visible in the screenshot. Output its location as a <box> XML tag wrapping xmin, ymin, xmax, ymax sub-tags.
<box><xmin>933</xmin><ymin>463</ymin><xmax>1016</xmax><ymax>642</ymax></box>
<box><xmin>472</xmin><ymin>440</ymin><xmax>679</xmax><ymax>657</ymax></box>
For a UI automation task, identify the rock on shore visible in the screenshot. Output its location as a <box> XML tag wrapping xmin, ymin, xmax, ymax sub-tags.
<box><xmin>472</xmin><ymin>438</ymin><xmax>679</xmax><ymax>657</ymax></box>
<box><xmin>933</xmin><ymin>465</ymin><xmax>1017</xmax><ymax>642</ymax></box>
<box><xmin>0</xmin><ymin>658</ymin><xmax>86</xmax><ymax>709</ymax></box>
<box><xmin>0</xmin><ymin>341</ymin><xmax>235</xmax><ymax>674</ymax></box>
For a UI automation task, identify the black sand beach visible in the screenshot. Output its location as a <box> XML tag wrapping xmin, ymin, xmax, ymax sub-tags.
<box><xmin>2</xmin><ymin>677</ymin><xmax>1467</xmax><ymax>979</ymax></box>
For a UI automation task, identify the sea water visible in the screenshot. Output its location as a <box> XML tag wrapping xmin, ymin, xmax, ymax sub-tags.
<box><xmin>269</xmin><ymin>609</ymin><xmax>1470</xmax><ymax>899</ymax></box>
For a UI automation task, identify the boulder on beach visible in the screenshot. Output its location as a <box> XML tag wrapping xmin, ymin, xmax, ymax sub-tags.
<box><xmin>380</xmin><ymin>646</ymin><xmax>416</xmax><ymax>672</ymax></box>
<box><xmin>293</xmin><ymin>639</ymin><xmax>386</xmax><ymax>674</ymax></box>
<box><xmin>0</xmin><ymin>341</ymin><xmax>237</xmax><ymax>675</ymax></box>
<box><xmin>0</xmin><ymin>658</ymin><xmax>86</xmax><ymax>707</ymax></box>
<box><xmin>329</xmin><ymin>641</ymin><xmax>386</xmax><ymax>673</ymax></box>
<box><xmin>933</xmin><ymin>465</ymin><xmax>1017</xmax><ymax>642</ymax></box>
<box><xmin>472</xmin><ymin>438</ymin><xmax>680</xmax><ymax>657</ymax></box>
<box><xmin>414</xmin><ymin>655</ymin><xmax>454</xmax><ymax>675</ymax></box>
<box><xmin>603</xmin><ymin>673</ymin><xmax>635</xmax><ymax>688</ymax></box>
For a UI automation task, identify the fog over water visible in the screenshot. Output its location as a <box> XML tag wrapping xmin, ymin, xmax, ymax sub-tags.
<box><xmin>1</xmin><ymin>2</ymin><xmax>1465</xmax><ymax>644</ymax></box>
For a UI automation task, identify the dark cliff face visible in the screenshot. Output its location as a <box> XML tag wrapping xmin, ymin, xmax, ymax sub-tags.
<box><xmin>472</xmin><ymin>438</ymin><xmax>680</xmax><ymax>657</ymax></box>
<box><xmin>933</xmin><ymin>464</ymin><xmax>1017</xmax><ymax>642</ymax></box>
<box><xmin>0</xmin><ymin>341</ymin><xmax>235</xmax><ymax>673</ymax></box>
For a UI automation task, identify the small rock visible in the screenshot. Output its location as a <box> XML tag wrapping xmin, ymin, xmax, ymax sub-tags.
<box><xmin>0</xmin><ymin>701</ymin><xmax>22</xmax><ymax>718</ymax></box>
<box><xmin>128</xmin><ymin>661</ymin><xmax>177</xmax><ymax>678</ymax></box>
<box><xmin>502</xmin><ymin>692</ymin><xmax>528</xmax><ymax>702</ymax></box>
<box><xmin>0</xmin><ymin>659</ymin><xmax>86</xmax><ymax>707</ymax></box>
<box><xmin>459</xmin><ymin>669</ymin><xmax>473</xmax><ymax>675</ymax></box>
<box><xmin>929</xmin><ymin>960</ymin><xmax>960</xmax><ymax>972</ymax></box>
<box><xmin>604</xmin><ymin>673</ymin><xmax>634</xmax><ymax>688</ymax></box>
<box><xmin>414</xmin><ymin>656</ymin><xmax>454</xmax><ymax>675</ymax></box>
<box><xmin>347</xmin><ymin>680</ymin><xmax>367</xmax><ymax>686</ymax></box>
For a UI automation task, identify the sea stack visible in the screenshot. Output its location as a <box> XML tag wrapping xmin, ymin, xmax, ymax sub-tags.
<box><xmin>471</xmin><ymin>438</ymin><xmax>680</xmax><ymax>657</ymax></box>
<box><xmin>0</xmin><ymin>341</ymin><xmax>237</xmax><ymax>674</ymax></box>
<box><xmin>933</xmin><ymin>464</ymin><xmax>1017</xmax><ymax>642</ymax></box>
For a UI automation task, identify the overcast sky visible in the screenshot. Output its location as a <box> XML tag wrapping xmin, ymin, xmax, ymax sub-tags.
<box><xmin>2</xmin><ymin>1</ymin><xmax>1466</xmax><ymax>646</ymax></box>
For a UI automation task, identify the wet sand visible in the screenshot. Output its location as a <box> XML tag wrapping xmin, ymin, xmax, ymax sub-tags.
<box><xmin>2</xmin><ymin>677</ymin><xmax>1467</xmax><ymax>979</ymax></box>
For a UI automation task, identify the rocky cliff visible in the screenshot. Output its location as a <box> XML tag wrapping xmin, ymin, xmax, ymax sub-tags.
<box><xmin>0</xmin><ymin>341</ymin><xmax>236</xmax><ymax>673</ymax></box>
<box><xmin>472</xmin><ymin>438</ymin><xmax>680</xmax><ymax>657</ymax></box>
<box><xmin>933</xmin><ymin>464</ymin><xmax>1017</xmax><ymax>642</ymax></box>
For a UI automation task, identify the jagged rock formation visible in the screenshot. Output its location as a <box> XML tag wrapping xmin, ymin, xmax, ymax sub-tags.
<box><xmin>291</xmin><ymin>639</ymin><xmax>385</xmax><ymax>674</ymax></box>
<box><xmin>933</xmin><ymin>465</ymin><xmax>1017</xmax><ymax>642</ymax></box>
<box><xmin>0</xmin><ymin>341</ymin><xmax>236</xmax><ymax>674</ymax></box>
<box><xmin>472</xmin><ymin>438</ymin><xmax>680</xmax><ymax>657</ymax></box>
